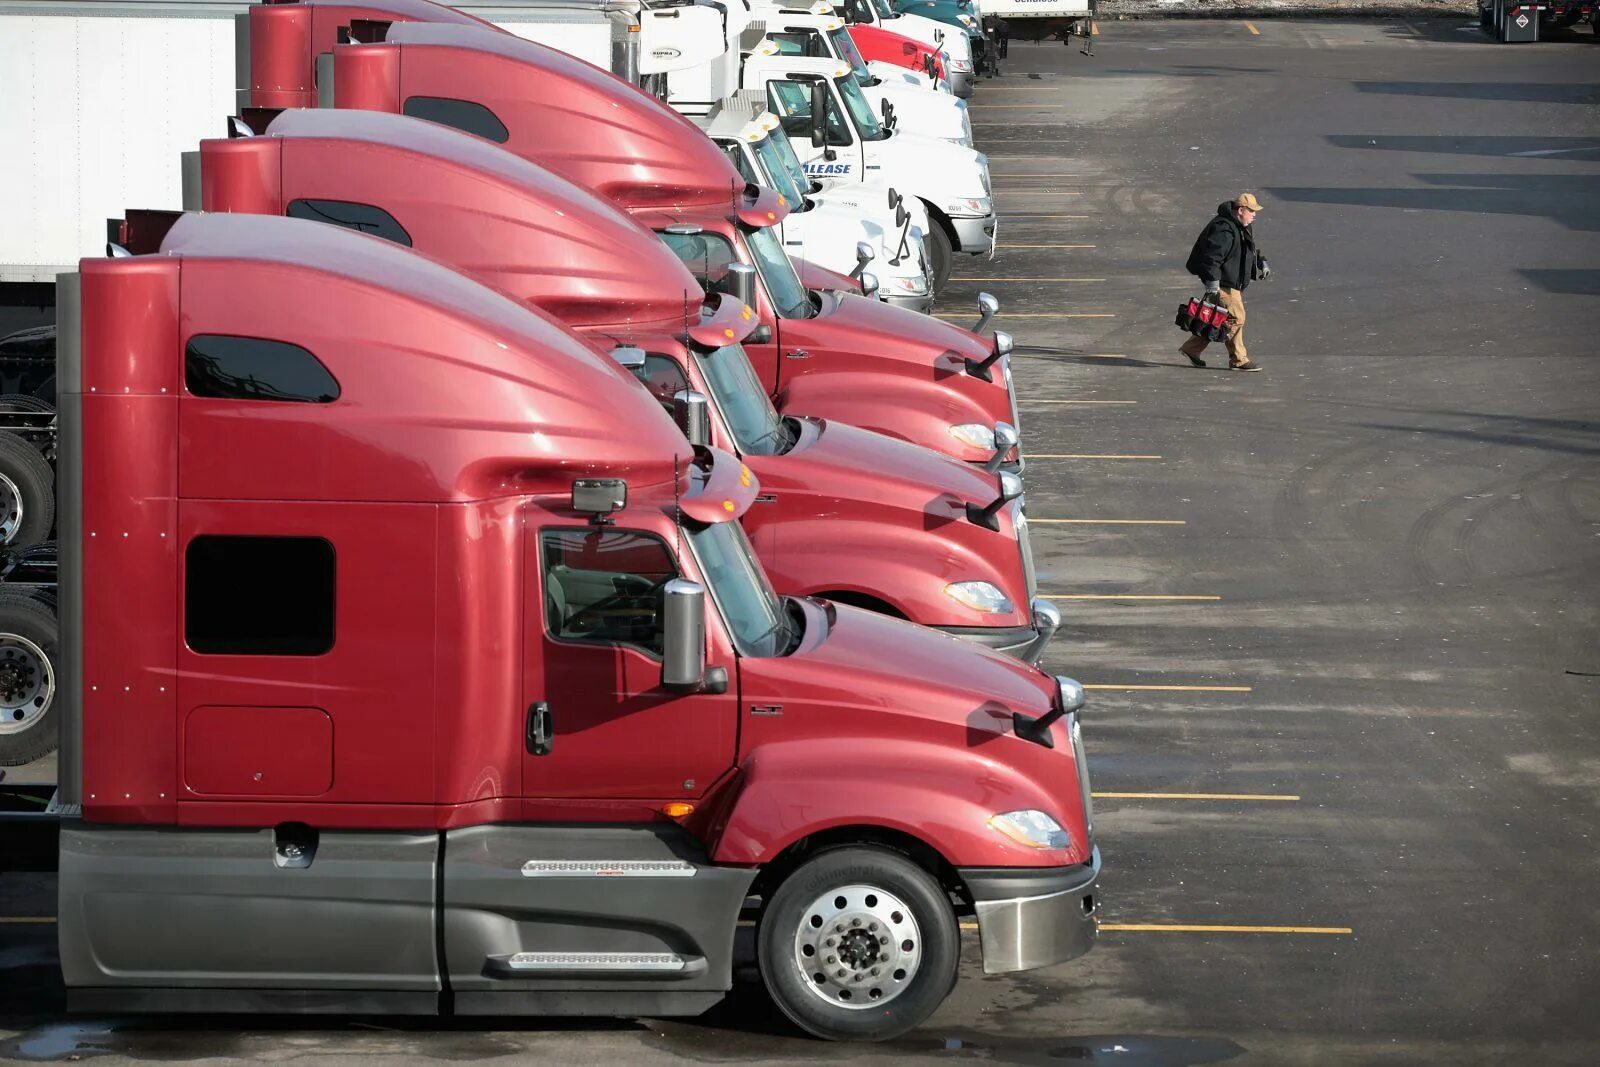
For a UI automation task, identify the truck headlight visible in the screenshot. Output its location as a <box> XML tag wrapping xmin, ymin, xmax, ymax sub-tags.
<box><xmin>949</xmin><ymin>422</ymin><xmax>995</xmax><ymax>450</ymax></box>
<box><xmin>948</xmin><ymin>197</ymin><xmax>991</xmax><ymax>217</ymax></box>
<box><xmin>891</xmin><ymin>274</ymin><xmax>930</xmax><ymax>296</ymax></box>
<box><xmin>988</xmin><ymin>809</ymin><xmax>1071</xmax><ymax>850</ymax></box>
<box><xmin>950</xmin><ymin>57</ymin><xmax>974</xmax><ymax>73</ymax></box>
<box><xmin>944</xmin><ymin>580</ymin><xmax>1013</xmax><ymax>614</ymax></box>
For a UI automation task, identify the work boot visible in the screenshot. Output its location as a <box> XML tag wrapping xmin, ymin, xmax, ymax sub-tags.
<box><xmin>1230</xmin><ymin>359</ymin><xmax>1263</xmax><ymax>373</ymax></box>
<box><xmin>1182</xmin><ymin>348</ymin><xmax>1207</xmax><ymax>368</ymax></box>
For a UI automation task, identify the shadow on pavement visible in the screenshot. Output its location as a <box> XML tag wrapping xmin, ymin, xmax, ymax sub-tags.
<box><xmin>1354</xmin><ymin>81</ymin><xmax>1600</xmax><ymax>105</ymax></box>
<box><xmin>1325</xmin><ymin>134</ymin><xmax>1600</xmax><ymax>159</ymax></box>
<box><xmin>1518</xmin><ymin>268</ymin><xmax>1600</xmax><ymax>296</ymax></box>
<box><xmin>1266</xmin><ymin>173</ymin><xmax>1600</xmax><ymax>231</ymax></box>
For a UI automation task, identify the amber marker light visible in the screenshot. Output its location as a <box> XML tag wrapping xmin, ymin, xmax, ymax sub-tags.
<box><xmin>661</xmin><ymin>802</ymin><xmax>696</xmax><ymax>818</ymax></box>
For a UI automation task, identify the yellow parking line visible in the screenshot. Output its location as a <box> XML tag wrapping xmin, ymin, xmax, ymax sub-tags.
<box><xmin>1042</xmin><ymin>594</ymin><xmax>1219</xmax><ymax>601</ymax></box>
<box><xmin>1019</xmin><ymin>399</ymin><xmax>1136</xmax><ymax>405</ymax></box>
<box><xmin>937</xmin><ymin>313</ymin><xmax>1116</xmax><ymax>320</ymax></box>
<box><xmin>948</xmin><ymin>277</ymin><xmax>1105</xmax><ymax>283</ymax></box>
<box><xmin>1083</xmin><ymin>684</ymin><xmax>1253</xmax><ymax>692</ymax></box>
<box><xmin>1016</xmin><ymin>351</ymin><xmax>1127</xmax><ymax>359</ymax></box>
<box><xmin>0</xmin><ymin>917</ymin><xmax>55</xmax><ymax>923</ymax></box>
<box><xmin>995</xmin><ymin>244</ymin><xmax>1096</xmax><ymax>249</ymax></box>
<box><xmin>1030</xmin><ymin>519</ymin><xmax>1187</xmax><ymax>526</ymax></box>
<box><xmin>1105</xmin><ymin>924</ymin><xmax>1351</xmax><ymax>935</ymax></box>
<box><xmin>957</xmin><ymin>921</ymin><xmax>1349</xmax><ymax>934</ymax></box>
<box><xmin>1002</xmin><ymin>214</ymin><xmax>1090</xmax><ymax>219</ymax></box>
<box><xmin>1094</xmin><ymin>792</ymin><xmax>1298</xmax><ymax>801</ymax></box>
<box><xmin>1245</xmin><ymin>21</ymin><xmax>1261</xmax><ymax>35</ymax></box>
<box><xmin>970</xmin><ymin>104</ymin><xmax>1065</xmax><ymax>109</ymax></box>
<box><xmin>1023</xmin><ymin>454</ymin><xmax>1162</xmax><ymax>460</ymax></box>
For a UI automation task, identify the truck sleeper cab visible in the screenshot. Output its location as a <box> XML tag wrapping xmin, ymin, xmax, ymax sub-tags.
<box><xmin>308</xmin><ymin>20</ymin><xmax>1021</xmax><ymax>471</ymax></box>
<box><xmin>753</xmin><ymin>0</ymin><xmax>951</xmax><ymax>92</ymax></box>
<box><xmin>839</xmin><ymin>0</ymin><xmax>976</xmax><ymax>97</ymax></box>
<box><xmin>57</xmin><ymin>209</ymin><xmax>1097</xmax><ymax>1041</ymax></box>
<box><xmin>195</xmin><ymin>107</ymin><xmax>1049</xmax><ymax>652</ymax></box>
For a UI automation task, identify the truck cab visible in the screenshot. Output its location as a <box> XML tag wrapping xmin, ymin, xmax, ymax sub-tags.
<box><xmin>699</xmin><ymin>98</ymin><xmax>935</xmax><ymax>310</ymax></box>
<box><xmin>838</xmin><ymin>0</ymin><xmax>975</xmax><ymax>96</ymax></box>
<box><xmin>196</xmin><ymin>107</ymin><xmax>1049</xmax><ymax>652</ymax></box>
<box><xmin>56</xmin><ymin>208</ymin><xmax>1098</xmax><ymax>1041</ymax></box>
<box><xmin>744</xmin><ymin>8</ymin><xmax>973</xmax><ymax>146</ymax></box>
<box><xmin>748</xmin><ymin>52</ymin><xmax>994</xmax><ymax>279</ymax></box>
<box><xmin>313</xmin><ymin>20</ymin><xmax>1021</xmax><ymax>471</ymax></box>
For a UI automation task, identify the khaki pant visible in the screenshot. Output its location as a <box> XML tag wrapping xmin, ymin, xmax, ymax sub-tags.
<box><xmin>1181</xmin><ymin>287</ymin><xmax>1249</xmax><ymax>366</ymax></box>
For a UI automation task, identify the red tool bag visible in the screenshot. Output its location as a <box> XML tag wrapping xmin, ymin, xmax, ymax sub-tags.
<box><xmin>1174</xmin><ymin>296</ymin><xmax>1231</xmax><ymax>342</ymax></box>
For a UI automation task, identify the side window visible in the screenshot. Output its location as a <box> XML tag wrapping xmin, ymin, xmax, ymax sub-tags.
<box><xmin>769</xmin><ymin>32</ymin><xmax>823</xmax><ymax>58</ymax></box>
<box><xmin>186</xmin><ymin>536</ymin><xmax>335</xmax><ymax>655</ymax></box>
<box><xmin>185</xmin><ymin>335</ymin><xmax>340</xmax><ymax>403</ymax></box>
<box><xmin>286</xmin><ymin>199</ymin><xmax>412</xmax><ymax>247</ymax></box>
<box><xmin>659</xmin><ymin>230</ymin><xmax>738</xmax><ymax>290</ymax></box>
<box><xmin>766</xmin><ymin>79</ymin><xmax>851</xmax><ymax>147</ymax></box>
<box><xmin>724</xmin><ymin>143</ymin><xmax>759</xmax><ymax>186</ymax></box>
<box><xmin>640</xmin><ymin>354</ymin><xmax>690</xmax><ymax>414</ymax></box>
<box><xmin>541</xmin><ymin>529</ymin><xmax>677</xmax><ymax>657</ymax></box>
<box><xmin>402</xmin><ymin>96</ymin><xmax>510</xmax><ymax>144</ymax></box>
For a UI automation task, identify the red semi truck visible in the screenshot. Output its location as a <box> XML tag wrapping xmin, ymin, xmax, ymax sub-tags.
<box><xmin>240</xmin><ymin>2</ymin><xmax>1023</xmax><ymax>472</ymax></box>
<box><xmin>195</xmin><ymin>106</ymin><xmax>1052</xmax><ymax>655</ymax></box>
<box><xmin>51</xmin><ymin>209</ymin><xmax>1097</xmax><ymax>1040</ymax></box>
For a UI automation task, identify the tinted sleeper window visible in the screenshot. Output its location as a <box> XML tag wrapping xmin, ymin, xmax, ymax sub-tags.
<box><xmin>186</xmin><ymin>536</ymin><xmax>335</xmax><ymax>655</ymax></box>
<box><xmin>402</xmin><ymin>96</ymin><xmax>510</xmax><ymax>143</ymax></box>
<box><xmin>287</xmin><ymin>199</ymin><xmax>412</xmax><ymax>246</ymax></box>
<box><xmin>185</xmin><ymin>335</ymin><xmax>340</xmax><ymax>403</ymax></box>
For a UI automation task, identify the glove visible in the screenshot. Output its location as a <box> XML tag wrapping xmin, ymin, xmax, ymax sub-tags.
<box><xmin>1203</xmin><ymin>279</ymin><xmax>1221</xmax><ymax>296</ymax></box>
<box><xmin>1256</xmin><ymin>258</ymin><xmax>1272</xmax><ymax>281</ymax></box>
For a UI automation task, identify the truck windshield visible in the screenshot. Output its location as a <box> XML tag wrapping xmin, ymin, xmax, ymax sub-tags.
<box><xmin>751</xmin><ymin>135</ymin><xmax>808</xmax><ymax>208</ymax></box>
<box><xmin>870</xmin><ymin>0</ymin><xmax>900</xmax><ymax>20</ymax></box>
<box><xmin>745</xmin><ymin>224</ymin><xmax>813</xmax><ymax>319</ymax></box>
<box><xmin>767</xmin><ymin>127</ymin><xmax>815</xmax><ymax>193</ymax></box>
<box><xmin>694</xmin><ymin>344</ymin><xmax>795</xmax><ymax>456</ymax></box>
<box><xmin>687</xmin><ymin>519</ymin><xmax>791</xmax><ymax>657</ymax></box>
<box><xmin>835</xmin><ymin>77</ymin><xmax>884</xmax><ymax>141</ymax></box>
<box><xmin>829</xmin><ymin>27</ymin><xmax>873</xmax><ymax>84</ymax></box>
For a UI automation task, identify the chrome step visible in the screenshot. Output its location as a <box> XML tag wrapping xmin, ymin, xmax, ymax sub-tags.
<box><xmin>503</xmin><ymin>952</ymin><xmax>690</xmax><ymax>973</ymax></box>
<box><xmin>520</xmin><ymin>859</ymin><xmax>696</xmax><ymax>878</ymax></box>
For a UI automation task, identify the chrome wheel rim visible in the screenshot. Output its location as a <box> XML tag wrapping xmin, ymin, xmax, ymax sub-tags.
<box><xmin>0</xmin><ymin>471</ymin><xmax>23</xmax><ymax>544</ymax></box>
<box><xmin>792</xmin><ymin>883</ymin><xmax>922</xmax><ymax>1010</ymax></box>
<box><xmin>0</xmin><ymin>632</ymin><xmax>53</xmax><ymax>735</ymax></box>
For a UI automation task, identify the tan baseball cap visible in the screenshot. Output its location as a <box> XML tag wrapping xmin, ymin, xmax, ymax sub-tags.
<box><xmin>1236</xmin><ymin>192</ymin><xmax>1263</xmax><ymax>212</ymax></box>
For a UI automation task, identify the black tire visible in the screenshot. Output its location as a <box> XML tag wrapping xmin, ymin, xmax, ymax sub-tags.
<box><xmin>0</xmin><ymin>394</ymin><xmax>54</xmax><ymax>415</ymax></box>
<box><xmin>924</xmin><ymin>219</ymin><xmax>954</xmax><ymax>293</ymax></box>
<box><xmin>0</xmin><ymin>432</ymin><xmax>54</xmax><ymax>548</ymax></box>
<box><xmin>0</xmin><ymin>591</ymin><xmax>59</xmax><ymax>767</ymax></box>
<box><xmin>756</xmin><ymin>847</ymin><xmax>959</xmax><ymax>1042</ymax></box>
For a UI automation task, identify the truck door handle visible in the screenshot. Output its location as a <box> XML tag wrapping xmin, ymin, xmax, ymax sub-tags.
<box><xmin>526</xmin><ymin>702</ymin><xmax>553</xmax><ymax>756</ymax></box>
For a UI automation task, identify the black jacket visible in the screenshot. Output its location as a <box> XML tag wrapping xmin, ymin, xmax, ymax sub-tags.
<box><xmin>1186</xmin><ymin>202</ymin><xmax>1258</xmax><ymax>291</ymax></box>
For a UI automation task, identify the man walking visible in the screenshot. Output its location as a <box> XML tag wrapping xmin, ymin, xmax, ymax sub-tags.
<box><xmin>1181</xmin><ymin>192</ymin><xmax>1269</xmax><ymax>372</ymax></box>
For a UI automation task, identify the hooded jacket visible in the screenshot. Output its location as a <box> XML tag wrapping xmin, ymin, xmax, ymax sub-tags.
<box><xmin>1186</xmin><ymin>202</ymin><xmax>1259</xmax><ymax>291</ymax></box>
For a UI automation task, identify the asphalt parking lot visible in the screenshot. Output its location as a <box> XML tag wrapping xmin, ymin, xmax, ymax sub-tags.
<box><xmin>4</xmin><ymin>16</ymin><xmax>1599</xmax><ymax>1065</ymax></box>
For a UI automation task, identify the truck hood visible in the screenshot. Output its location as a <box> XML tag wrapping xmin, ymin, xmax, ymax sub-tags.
<box><xmin>868</xmin><ymin>132</ymin><xmax>988</xmax><ymax>200</ymax></box>
<box><xmin>759</xmin><ymin>416</ymin><xmax>1003</xmax><ymax>516</ymax></box>
<box><xmin>865</xmin><ymin>84</ymin><xmax>969</xmax><ymax>144</ymax></box>
<box><xmin>766</xmin><ymin>598</ymin><xmax>1054</xmax><ymax>732</ymax></box>
<box><xmin>801</xmin><ymin>290</ymin><xmax>991</xmax><ymax>365</ymax></box>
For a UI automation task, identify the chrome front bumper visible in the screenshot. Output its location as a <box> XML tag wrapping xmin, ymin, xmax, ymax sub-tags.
<box><xmin>951</xmin><ymin>211</ymin><xmax>997</xmax><ymax>255</ymax></box>
<box><xmin>962</xmin><ymin>848</ymin><xmax>1101</xmax><ymax>974</ymax></box>
<box><xmin>950</xmin><ymin>70</ymin><xmax>975</xmax><ymax>98</ymax></box>
<box><xmin>885</xmin><ymin>291</ymin><xmax>936</xmax><ymax>314</ymax></box>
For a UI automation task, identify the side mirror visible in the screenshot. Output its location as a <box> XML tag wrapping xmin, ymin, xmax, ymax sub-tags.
<box><xmin>1019</xmin><ymin>599</ymin><xmax>1061</xmax><ymax>667</ymax></box>
<box><xmin>888</xmin><ymin>186</ymin><xmax>898</xmax><ymax>211</ymax></box>
<box><xmin>725</xmin><ymin>262</ymin><xmax>757</xmax><ymax>308</ymax></box>
<box><xmin>661</xmin><ymin>578</ymin><xmax>708</xmax><ymax>691</ymax></box>
<box><xmin>610</xmin><ymin>345</ymin><xmax>647</xmax><ymax>376</ymax></box>
<box><xmin>973</xmin><ymin>291</ymin><xmax>1000</xmax><ymax>335</ymax></box>
<box><xmin>748</xmin><ymin>323</ymin><xmax>772</xmax><ymax>344</ymax></box>
<box><xmin>809</xmin><ymin>81</ymin><xmax>828</xmax><ymax>147</ymax></box>
<box><xmin>984</xmin><ymin>421</ymin><xmax>1018</xmax><ymax>475</ymax></box>
<box><xmin>966</xmin><ymin>469</ymin><xmax>1023</xmax><ymax>530</ymax></box>
<box><xmin>673</xmin><ymin>390</ymin><xmax>711</xmax><ymax>447</ymax></box>
<box><xmin>849</xmin><ymin>240</ymin><xmax>874</xmax><ymax>281</ymax></box>
<box><xmin>859</xmin><ymin>270</ymin><xmax>879</xmax><ymax>297</ymax></box>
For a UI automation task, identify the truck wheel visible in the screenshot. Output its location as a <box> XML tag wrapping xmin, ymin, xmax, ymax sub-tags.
<box><xmin>0</xmin><ymin>592</ymin><xmax>58</xmax><ymax>767</ymax></box>
<box><xmin>925</xmin><ymin>222</ymin><xmax>954</xmax><ymax>293</ymax></box>
<box><xmin>0</xmin><ymin>432</ymin><xmax>54</xmax><ymax>548</ymax></box>
<box><xmin>756</xmin><ymin>847</ymin><xmax>959</xmax><ymax>1042</ymax></box>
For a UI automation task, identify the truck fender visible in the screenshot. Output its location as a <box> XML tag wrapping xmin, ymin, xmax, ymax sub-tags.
<box><xmin>708</xmin><ymin>738</ymin><xmax>1062</xmax><ymax>869</ymax></box>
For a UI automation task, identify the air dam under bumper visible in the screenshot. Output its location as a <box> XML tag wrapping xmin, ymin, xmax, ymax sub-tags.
<box><xmin>961</xmin><ymin>848</ymin><xmax>1101</xmax><ymax>974</ymax></box>
<box><xmin>950</xmin><ymin>211</ymin><xmax>997</xmax><ymax>255</ymax></box>
<box><xmin>885</xmin><ymin>291</ymin><xmax>936</xmax><ymax>314</ymax></box>
<box><xmin>950</xmin><ymin>71</ymin><xmax>975</xmax><ymax>98</ymax></box>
